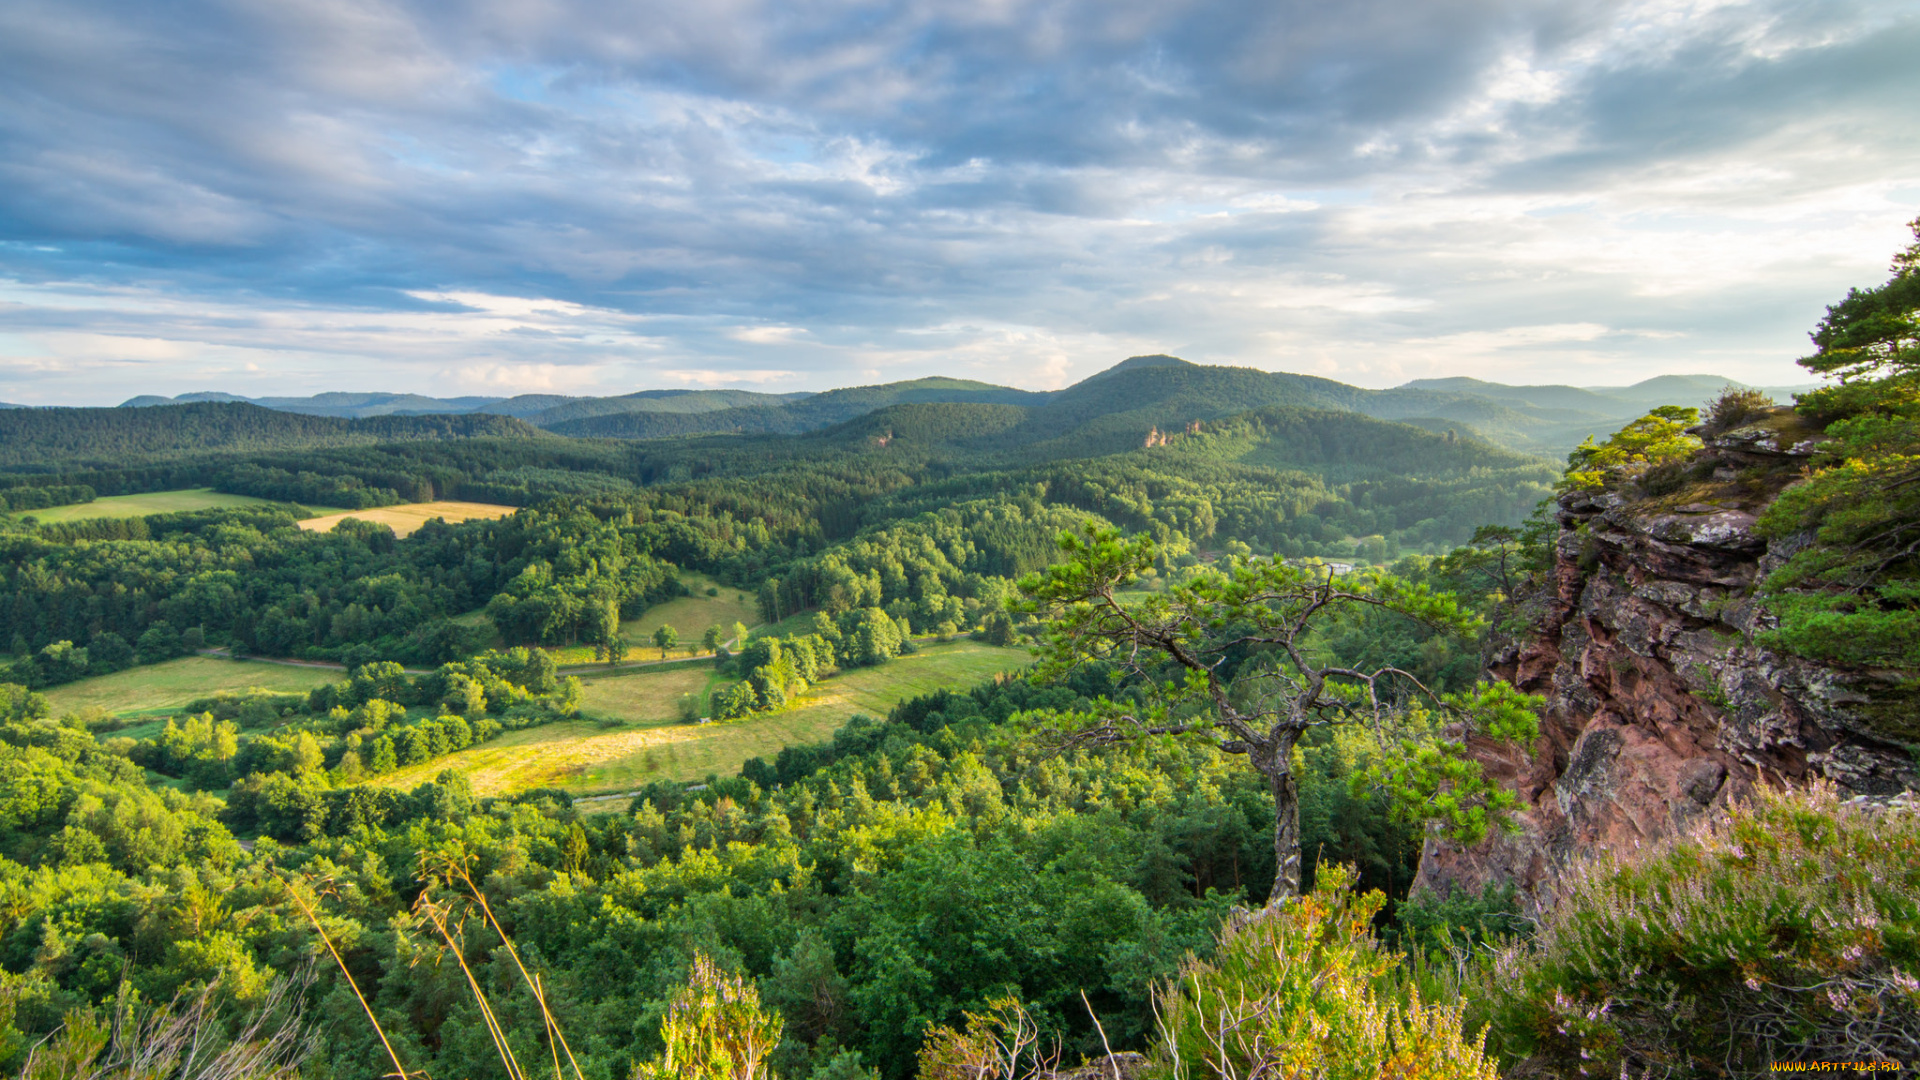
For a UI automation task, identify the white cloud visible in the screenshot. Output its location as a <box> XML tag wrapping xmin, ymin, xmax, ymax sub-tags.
<box><xmin>0</xmin><ymin>0</ymin><xmax>1912</xmax><ymax>402</ymax></box>
<box><xmin>658</xmin><ymin>368</ymin><xmax>801</xmax><ymax>386</ymax></box>
<box><xmin>728</xmin><ymin>325</ymin><xmax>808</xmax><ymax>344</ymax></box>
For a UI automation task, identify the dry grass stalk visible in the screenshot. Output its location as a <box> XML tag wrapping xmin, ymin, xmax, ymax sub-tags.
<box><xmin>420</xmin><ymin>847</ymin><xmax>586</xmax><ymax>1080</ymax></box>
<box><xmin>14</xmin><ymin>973</ymin><xmax>318</xmax><ymax>1080</ymax></box>
<box><xmin>280</xmin><ymin>875</ymin><xmax>414</xmax><ymax>1080</ymax></box>
<box><xmin>413</xmin><ymin>893</ymin><xmax>528</xmax><ymax>1080</ymax></box>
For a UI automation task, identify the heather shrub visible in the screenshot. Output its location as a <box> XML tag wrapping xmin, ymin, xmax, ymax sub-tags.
<box><xmin>631</xmin><ymin>952</ymin><xmax>784</xmax><ymax>1080</ymax></box>
<box><xmin>6</xmin><ymin>975</ymin><xmax>316</xmax><ymax>1080</ymax></box>
<box><xmin>1700</xmin><ymin>385</ymin><xmax>1776</xmax><ymax>435</ymax></box>
<box><xmin>1146</xmin><ymin>865</ymin><xmax>1499</xmax><ymax>1080</ymax></box>
<box><xmin>1474</xmin><ymin>784</ymin><xmax>1920</xmax><ymax>1075</ymax></box>
<box><xmin>915</xmin><ymin>996</ymin><xmax>1059</xmax><ymax>1080</ymax></box>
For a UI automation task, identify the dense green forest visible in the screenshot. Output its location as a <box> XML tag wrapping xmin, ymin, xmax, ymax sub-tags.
<box><xmin>0</xmin><ymin>360</ymin><xmax>1558</xmax><ymax>696</ymax></box>
<box><xmin>0</xmin><ymin>404</ymin><xmax>541</xmax><ymax>471</ymax></box>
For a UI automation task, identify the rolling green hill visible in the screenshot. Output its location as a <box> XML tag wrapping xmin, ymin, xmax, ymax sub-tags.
<box><xmin>102</xmin><ymin>357</ymin><xmax>1781</xmax><ymax>457</ymax></box>
<box><xmin>521</xmin><ymin>388</ymin><xmax>810</xmax><ymax>425</ymax></box>
<box><xmin>545</xmin><ymin>376</ymin><xmax>1049</xmax><ymax>438</ymax></box>
<box><xmin>0</xmin><ymin>402</ymin><xmax>545</xmax><ymax>469</ymax></box>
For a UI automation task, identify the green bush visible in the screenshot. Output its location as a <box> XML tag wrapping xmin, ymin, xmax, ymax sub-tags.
<box><xmin>1390</xmin><ymin>882</ymin><xmax>1528</xmax><ymax>955</ymax></box>
<box><xmin>1701</xmin><ymin>386</ymin><xmax>1776</xmax><ymax>435</ymax></box>
<box><xmin>1474</xmin><ymin>784</ymin><xmax>1920</xmax><ymax>1074</ymax></box>
<box><xmin>1560</xmin><ymin>407</ymin><xmax>1703</xmax><ymax>492</ymax></box>
<box><xmin>1146</xmin><ymin>865</ymin><xmax>1499</xmax><ymax>1080</ymax></box>
<box><xmin>631</xmin><ymin>952</ymin><xmax>784</xmax><ymax>1080</ymax></box>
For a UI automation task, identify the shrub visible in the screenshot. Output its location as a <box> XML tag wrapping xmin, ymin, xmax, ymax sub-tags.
<box><xmin>1701</xmin><ymin>386</ymin><xmax>1776</xmax><ymax>435</ymax></box>
<box><xmin>916</xmin><ymin>997</ymin><xmax>1060</xmax><ymax>1080</ymax></box>
<box><xmin>1147</xmin><ymin>865</ymin><xmax>1499</xmax><ymax>1079</ymax></box>
<box><xmin>713</xmin><ymin>682</ymin><xmax>757</xmax><ymax>721</ymax></box>
<box><xmin>631</xmin><ymin>952</ymin><xmax>783</xmax><ymax>1080</ymax></box>
<box><xmin>1473</xmin><ymin>784</ymin><xmax>1920</xmax><ymax>1074</ymax></box>
<box><xmin>1560</xmin><ymin>407</ymin><xmax>1703</xmax><ymax>492</ymax></box>
<box><xmin>6</xmin><ymin>975</ymin><xmax>317</xmax><ymax>1080</ymax></box>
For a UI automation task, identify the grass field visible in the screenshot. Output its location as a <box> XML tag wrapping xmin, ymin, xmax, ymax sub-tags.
<box><xmin>380</xmin><ymin>640</ymin><xmax>1027</xmax><ymax>797</ymax></box>
<box><xmin>513</xmin><ymin>573</ymin><xmax>764</xmax><ymax>665</ymax></box>
<box><xmin>16</xmin><ymin>488</ymin><xmax>336</xmax><ymax>523</ymax></box>
<box><xmin>298</xmin><ymin>500</ymin><xmax>517</xmax><ymax>538</ymax></box>
<box><xmin>621</xmin><ymin>573</ymin><xmax>759</xmax><ymax>651</ymax></box>
<box><xmin>43</xmin><ymin>656</ymin><xmax>340</xmax><ymax>717</ymax></box>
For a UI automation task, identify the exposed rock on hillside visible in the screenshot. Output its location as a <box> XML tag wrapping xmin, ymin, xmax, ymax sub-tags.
<box><xmin>1414</xmin><ymin>409</ymin><xmax>1920</xmax><ymax>905</ymax></box>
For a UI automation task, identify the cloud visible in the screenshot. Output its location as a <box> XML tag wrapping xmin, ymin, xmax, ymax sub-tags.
<box><xmin>729</xmin><ymin>325</ymin><xmax>809</xmax><ymax>344</ymax></box>
<box><xmin>0</xmin><ymin>0</ymin><xmax>1914</xmax><ymax>402</ymax></box>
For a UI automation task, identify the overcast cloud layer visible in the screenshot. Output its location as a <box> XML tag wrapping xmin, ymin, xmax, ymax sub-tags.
<box><xmin>1</xmin><ymin>0</ymin><xmax>1916</xmax><ymax>403</ymax></box>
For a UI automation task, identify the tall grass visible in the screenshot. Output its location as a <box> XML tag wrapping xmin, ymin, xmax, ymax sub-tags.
<box><xmin>284</xmin><ymin>843</ymin><xmax>590</xmax><ymax>1080</ymax></box>
<box><xmin>9</xmin><ymin>974</ymin><xmax>317</xmax><ymax>1080</ymax></box>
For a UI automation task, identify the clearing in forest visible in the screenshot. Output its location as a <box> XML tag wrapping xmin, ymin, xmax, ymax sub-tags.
<box><xmin>18</xmin><ymin>488</ymin><xmax>333</xmax><ymax>522</ymax></box>
<box><xmin>298</xmin><ymin>500</ymin><xmax>517</xmax><ymax>538</ymax></box>
<box><xmin>379</xmin><ymin>639</ymin><xmax>1027</xmax><ymax>798</ymax></box>
<box><xmin>619</xmin><ymin>573</ymin><xmax>760</xmax><ymax>652</ymax></box>
<box><xmin>480</xmin><ymin>571</ymin><xmax>763</xmax><ymax>665</ymax></box>
<box><xmin>43</xmin><ymin>655</ymin><xmax>339</xmax><ymax>718</ymax></box>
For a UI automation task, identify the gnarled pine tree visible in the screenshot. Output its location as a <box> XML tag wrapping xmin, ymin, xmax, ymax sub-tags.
<box><xmin>1018</xmin><ymin>525</ymin><xmax>1542</xmax><ymax>902</ymax></box>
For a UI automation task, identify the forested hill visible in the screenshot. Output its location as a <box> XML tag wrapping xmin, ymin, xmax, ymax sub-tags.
<box><xmin>0</xmin><ymin>359</ymin><xmax>1564</xmax><ymax>559</ymax></box>
<box><xmin>0</xmin><ymin>402</ymin><xmax>543</xmax><ymax>469</ymax></box>
<box><xmin>101</xmin><ymin>356</ymin><xmax>1784</xmax><ymax>455</ymax></box>
<box><xmin>505</xmin><ymin>358</ymin><xmax>1781</xmax><ymax>455</ymax></box>
<box><xmin>544</xmin><ymin>377</ymin><xmax>1048</xmax><ymax>438</ymax></box>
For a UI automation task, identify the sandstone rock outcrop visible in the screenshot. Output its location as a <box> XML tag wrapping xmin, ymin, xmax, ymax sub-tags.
<box><xmin>1414</xmin><ymin>410</ymin><xmax>1920</xmax><ymax>907</ymax></box>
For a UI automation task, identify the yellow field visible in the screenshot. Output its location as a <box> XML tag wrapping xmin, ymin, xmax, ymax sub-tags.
<box><xmin>44</xmin><ymin>656</ymin><xmax>340</xmax><ymax>717</ymax></box>
<box><xmin>18</xmin><ymin>488</ymin><xmax>332</xmax><ymax>523</ymax></box>
<box><xmin>381</xmin><ymin>640</ymin><xmax>1026</xmax><ymax>797</ymax></box>
<box><xmin>298</xmin><ymin>500</ymin><xmax>517</xmax><ymax>538</ymax></box>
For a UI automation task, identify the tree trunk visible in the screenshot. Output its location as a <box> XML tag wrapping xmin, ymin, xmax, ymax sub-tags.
<box><xmin>1260</xmin><ymin>731</ymin><xmax>1303</xmax><ymax>905</ymax></box>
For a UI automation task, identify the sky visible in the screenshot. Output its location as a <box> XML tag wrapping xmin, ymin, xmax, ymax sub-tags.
<box><xmin>1</xmin><ymin>0</ymin><xmax>1917</xmax><ymax>405</ymax></box>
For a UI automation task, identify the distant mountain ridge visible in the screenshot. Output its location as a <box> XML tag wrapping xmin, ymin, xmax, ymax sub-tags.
<box><xmin>112</xmin><ymin>357</ymin><xmax>1810</xmax><ymax>456</ymax></box>
<box><xmin>2</xmin><ymin>402</ymin><xmax>541</xmax><ymax>469</ymax></box>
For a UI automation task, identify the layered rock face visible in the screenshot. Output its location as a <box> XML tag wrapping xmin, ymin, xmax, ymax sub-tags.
<box><xmin>1414</xmin><ymin>412</ymin><xmax>1920</xmax><ymax>905</ymax></box>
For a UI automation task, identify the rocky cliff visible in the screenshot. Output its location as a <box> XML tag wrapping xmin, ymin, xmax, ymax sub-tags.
<box><xmin>1414</xmin><ymin>408</ymin><xmax>1920</xmax><ymax>906</ymax></box>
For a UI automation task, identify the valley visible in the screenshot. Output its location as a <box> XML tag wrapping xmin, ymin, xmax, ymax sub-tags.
<box><xmin>5</xmin><ymin>1</ymin><xmax>1908</xmax><ymax>1070</ymax></box>
<box><xmin>0</xmin><ymin>331</ymin><xmax>1911</xmax><ymax>1080</ymax></box>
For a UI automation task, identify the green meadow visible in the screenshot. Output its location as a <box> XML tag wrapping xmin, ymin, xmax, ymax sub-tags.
<box><xmin>17</xmin><ymin>487</ymin><xmax>335</xmax><ymax>522</ymax></box>
<box><xmin>42</xmin><ymin>655</ymin><xmax>340</xmax><ymax>717</ymax></box>
<box><xmin>494</xmin><ymin>571</ymin><xmax>765</xmax><ymax>664</ymax></box>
